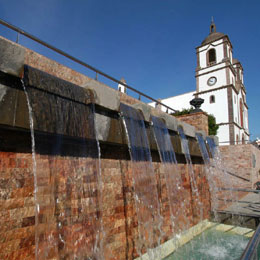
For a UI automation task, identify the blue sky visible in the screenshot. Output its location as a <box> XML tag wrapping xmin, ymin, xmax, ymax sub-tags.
<box><xmin>0</xmin><ymin>0</ymin><xmax>260</xmax><ymax>140</ymax></box>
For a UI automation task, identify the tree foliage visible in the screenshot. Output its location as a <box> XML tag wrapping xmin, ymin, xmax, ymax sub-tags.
<box><xmin>208</xmin><ymin>114</ymin><xmax>219</xmax><ymax>135</ymax></box>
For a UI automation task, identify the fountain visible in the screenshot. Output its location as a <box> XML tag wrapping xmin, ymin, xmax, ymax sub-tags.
<box><xmin>151</xmin><ymin>116</ymin><xmax>190</xmax><ymax>235</ymax></box>
<box><xmin>120</xmin><ymin>103</ymin><xmax>163</xmax><ymax>259</ymax></box>
<box><xmin>0</xmin><ymin>35</ymin><xmax>256</xmax><ymax>260</ymax></box>
<box><xmin>22</xmin><ymin>66</ymin><xmax>104</xmax><ymax>259</ymax></box>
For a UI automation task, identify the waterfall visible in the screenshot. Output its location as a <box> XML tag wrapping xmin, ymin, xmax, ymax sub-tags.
<box><xmin>22</xmin><ymin>67</ymin><xmax>104</xmax><ymax>259</ymax></box>
<box><xmin>178</xmin><ymin>126</ymin><xmax>203</xmax><ymax>222</ymax></box>
<box><xmin>21</xmin><ymin>79</ymin><xmax>39</xmax><ymax>258</ymax></box>
<box><xmin>206</xmin><ymin>137</ymin><xmax>240</xmax><ymax>219</ymax></box>
<box><xmin>196</xmin><ymin>134</ymin><xmax>220</xmax><ymax>220</ymax></box>
<box><xmin>120</xmin><ymin>104</ymin><xmax>163</xmax><ymax>259</ymax></box>
<box><xmin>151</xmin><ymin>116</ymin><xmax>190</xmax><ymax>235</ymax></box>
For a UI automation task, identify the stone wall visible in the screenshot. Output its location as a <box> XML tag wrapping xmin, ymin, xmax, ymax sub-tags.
<box><xmin>175</xmin><ymin>112</ymin><xmax>208</xmax><ymax>135</ymax></box>
<box><xmin>0</xmin><ymin>35</ymin><xmax>211</xmax><ymax>259</ymax></box>
<box><xmin>0</xmin><ymin>151</ymin><xmax>211</xmax><ymax>260</ymax></box>
<box><xmin>219</xmin><ymin>144</ymin><xmax>260</xmax><ymax>188</ymax></box>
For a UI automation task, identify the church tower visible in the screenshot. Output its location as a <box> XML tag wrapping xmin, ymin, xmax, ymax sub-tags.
<box><xmin>195</xmin><ymin>20</ymin><xmax>249</xmax><ymax>145</ymax></box>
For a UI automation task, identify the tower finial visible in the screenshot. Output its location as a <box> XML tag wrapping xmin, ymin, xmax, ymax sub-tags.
<box><xmin>210</xmin><ymin>17</ymin><xmax>216</xmax><ymax>33</ymax></box>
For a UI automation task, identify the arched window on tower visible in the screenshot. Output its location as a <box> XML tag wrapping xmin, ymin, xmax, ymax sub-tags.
<box><xmin>236</xmin><ymin>134</ymin><xmax>239</xmax><ymax>145</ymax></box>
<box><xmin>207</xmin><ymin>49</ymin><xmax>216</xmax><ymax>66</ymax></box>
<box><xmin>209</xmin><ymin>95</ymin><xmax>215</xmax><ymax>104</ymax></box>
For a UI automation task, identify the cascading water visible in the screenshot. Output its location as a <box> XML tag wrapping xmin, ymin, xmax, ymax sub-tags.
<box><xmin>120</xmin><ymin>103</ymin><xmax>163</xmax><ymax>259</ymax></box>
<box><xmin>196</xmin><ymin>134</ymin><xmax>220</xmax><ymax>221</ymax></box>
<box><xmin>177</xmin><ymin>126</ymin><xmax>203</xmax><ymax>223</ymax></box>
<box><xmin>21</xmin><ymin>79</ymin><xmax>40</xmax><ymax>258</ymax></box>
<box><xmin>205</xmin><ymin>137</ymin><xmax>240</xmax><ymax>218</ymax></box>
<box><xmin>22</xmin><ymin>67</ymin><xmax>104</xmax><ymax>259</ymax></box>
<box><xmin>151</xmin><ymin>116</ymin><xmax>190</xmax><ymax>235</ymax></box>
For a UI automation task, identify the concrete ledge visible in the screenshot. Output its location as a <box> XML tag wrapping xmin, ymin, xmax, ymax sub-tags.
<box><xmin>0</xmin><ymin>36</ymin><xmax>25</xmax><ymax>77</ymax></box>
<box><xmin>196</xmin><ymin>130</ymin><xmax>207</xmax><ymax>139</ymax></box>
<box><xmin>132</xmin><ymin>103</ymin><xmax>196</xmax><ymax>138</ymax></box>
<box><xmin>83</xmin><ymin>78</ymin><xmax>120</xmax><ymax>111</ymax></box>
<box><xmin>177</xmin><ymin>120</ymin><xmax>196</xmax><ymax>138</ymax></box>
<box><xmin>24</xmin><ymin>65</ymin><xmax>94</xmax><ymax>105</ymax></box>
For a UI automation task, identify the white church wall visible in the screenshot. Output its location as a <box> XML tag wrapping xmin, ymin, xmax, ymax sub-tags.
<box><xmin>215</xmin><ymin>42</ymin><xmax>224</xmax><ymax>63</ymax></box>
<box><xmin>218</xmin><ymin>124</ymin><xmax>230</xmax><ymax>145</ymax></box>
<box><xmin>244</xmin><ymin>107</ymin><xmax>249</xmax><ymax>133</ymax></box>
<box><xmin>234</xmin><ymin>125</ymin><xmax>240</xmax><ymax>144</ymax></box>
<box><xmin>198</xmin><ymin>68</ymin><xmax>227</xmax><ymax>92</ymax></box>
<box><xmin>233</xmin><ymin>91</ymin><xmax>239</xmax><ymax>124</ymax></box>
<box><xmin>198</xmin><ymin>62</ymin><xmax>225</xmax><ymax>75</ymax></box>
<box><xmin>198</xmin><ymin>89</ymin><xmax>229</xmax><ymax>123</ymax></box>
<box><xmin>149</xmin><ymin>91</ymin><xmax>195</xmax><ymax>113</ymax></box>
<box><xmin>198</xmin><ymin>39</ymin><xmax>224</xmax><ymax>69</ymax></box>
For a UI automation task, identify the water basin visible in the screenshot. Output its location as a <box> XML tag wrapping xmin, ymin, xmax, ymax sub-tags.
<box><xmin>165</xmin><ymin>225</ymin><xmax>252</xmax><ymax>260</ymax></box>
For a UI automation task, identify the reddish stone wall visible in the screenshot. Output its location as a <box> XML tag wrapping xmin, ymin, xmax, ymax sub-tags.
<box><xmin>219</xmin><ymin>144</ymin><xmax>260</xmax><ymax>188</ymax></box>
<box><xmin>176</xmin><ymin>112</ymin><xmax>208</xmax><ymax>135</ymax></box>
<box><xmin>0</xmin><ymin>152</ymin><xmax>211</xmax><ymax>260</ymax></box>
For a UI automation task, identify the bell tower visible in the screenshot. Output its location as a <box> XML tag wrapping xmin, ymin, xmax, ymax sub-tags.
<box><xmin>195</xmin><ymin>20</ymin><xmax>233</xmax><ymax>93</ymax></box>
<box><xmin>195</xmin><ymin>20</ymin><xmax>249</xmax><ymax>145</ymax></box>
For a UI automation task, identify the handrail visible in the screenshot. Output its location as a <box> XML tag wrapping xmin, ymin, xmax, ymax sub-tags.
<box><xmin>210</xmin><ymin>165</ymin><xmax>250</xmax><ymax>182</ymax></box>
<box><xmin>219</xmin><ymin>187</ymin><xmax>260</xmax><ymax>193</ymax></box>
<box><xmin>0</xmin><ymin>18</ymin><xmax>177</xmax><ymax>113</ymax></box>
<box><xmin>240</xmin><ymin>224</ymin><xmax>260</xmax><ymax>259</ymax></box>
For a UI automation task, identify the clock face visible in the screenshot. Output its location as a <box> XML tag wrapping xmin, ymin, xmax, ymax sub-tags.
<box><xmin>207</xmin><ymin>76</ymin><xmax>217</xmax><ymax>86</ymax></box>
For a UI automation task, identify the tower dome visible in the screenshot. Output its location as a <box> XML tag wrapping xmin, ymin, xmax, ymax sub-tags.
<box><xmin>201</xmin><ymin>20</ymin><xmax>225</xmax><ymax>45</ymax></box>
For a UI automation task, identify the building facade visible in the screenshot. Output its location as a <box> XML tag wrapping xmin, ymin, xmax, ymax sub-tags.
<box><xmin>147</xmin><ymin>21</ymin><xmax>250</xmax><ymax>145</ymax></box>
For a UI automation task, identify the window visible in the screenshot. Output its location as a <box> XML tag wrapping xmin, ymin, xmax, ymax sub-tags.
<box><xmin>207</xmin><ymin>49</ymin><xmax>216</xmax><ymax>65</ymax></box>
<box><xmin>242</xmin><ymin>134</ymin><xmax>245</xmax><ymax>144</ymax></box>
<box><xmin>118</xmin><ymin>87</ymin><xmax>121</xmax><ymax>92</ymax></box>
<box><xmin>209</xmin><ymin>95</ymin><xmax>215</xmax><ymax>104</ymax></box>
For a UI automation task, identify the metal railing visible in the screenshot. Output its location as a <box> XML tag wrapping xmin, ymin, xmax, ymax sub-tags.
<box><xmin>0</xmin><ymin>18</ymin><xmax>177</xmax><ymax>113</ymax></box>
<box><xmin>219</xmin><ymin>187</ymin><xmax>260</xmax><ymax>193</ymax></box>
<box><xmin>240</xmin><ymin>224</ymin><xmax>260</xmax><ymax>259</ymax></box>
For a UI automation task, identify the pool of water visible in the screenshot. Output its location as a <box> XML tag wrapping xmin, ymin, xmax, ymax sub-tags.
<box><xmin>165</xmin><ymin>227</ymin><xmax>250</xmax><ymax>260</ymax></box>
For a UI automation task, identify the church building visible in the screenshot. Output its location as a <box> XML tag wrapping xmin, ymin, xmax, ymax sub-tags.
<box><xmin>147</xmin><ymin>21</ymin><xmax>250</xmax><ymax>145</ymax></box>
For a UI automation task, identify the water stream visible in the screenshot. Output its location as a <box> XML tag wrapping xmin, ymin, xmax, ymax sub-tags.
<box><xmin>21</xmin><ymin>79</ymin><xmax>39</xmax><ymax>258</ymax></box>
<box><xmin>206</xmin><ymin>137</ymin><xmax>240</xmax><ymax>217</ymax></box>
<box><xmin>178</xmin><ymin>127</ymin><xmax>203</xmax><ymax>222</ymax></box>
<box><xmin>120</xmin><ymin>104</ymin><xmax>163</xmax><ymax>259</ymax></box>
<box><xmin>196</xmin><ymin>134</ymin><xmax>220</xmax><ymax>220</ymax></box>
<box><xmin>151</xmin><ymin>116</ymin><xmax>190</xmax><ymax>235</ymax></box>
<box><xmin>22</xmin><ymin>76</ymin><xmax>104</xmax><ymax>259</ymax></box>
